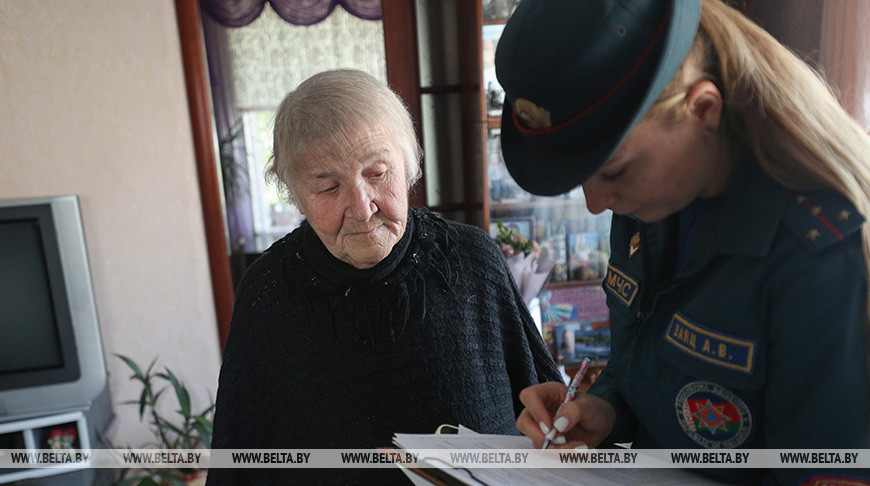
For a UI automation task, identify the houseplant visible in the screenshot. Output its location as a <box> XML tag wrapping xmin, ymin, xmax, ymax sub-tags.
<box><xmin>113</xmin><ymin>354</ymin><xmax>214</xmax><ymax>486</ymax></box>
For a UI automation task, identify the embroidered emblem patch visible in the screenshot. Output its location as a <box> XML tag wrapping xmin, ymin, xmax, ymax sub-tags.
<box><xmin>604</xmin><ymin>263</ymin><xmax>639</xmax><ymax>307</ymax></box>
<box><xmin>629</xmin><ymin>232</ymin><xmax>640</xmax><ymax>258</ymax></box>
<box><xmin>666</xmin><ymin>313</ymin><xmax>756</xmax><ymax>374</ymax></box>
<box><xmin>675</xmin><ymin>381</ymin><xmax>751</xmax><ymax>448</ymax></box>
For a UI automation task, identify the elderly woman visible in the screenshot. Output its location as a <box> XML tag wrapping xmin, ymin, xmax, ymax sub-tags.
<box><xmin>207</xmin><ymin>69</ymin><xmax>561</xmax><ymax>485</ymax></box>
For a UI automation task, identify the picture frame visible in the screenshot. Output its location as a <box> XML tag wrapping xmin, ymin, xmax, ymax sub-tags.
<box><xmin>553</xmin><ymin>321</ymin><xmax>611</xmax><ymax>365</ymax></box>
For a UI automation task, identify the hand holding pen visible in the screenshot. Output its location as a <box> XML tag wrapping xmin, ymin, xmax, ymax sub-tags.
<box><xmin>541</xmin><ymin>357</ymin><xmax>591</xmax><ymax>450</ymax></box>
<box><xmin>515</xmin><ymin>357</ymin><xmax>616</xmax><ymax>449</ymax></box>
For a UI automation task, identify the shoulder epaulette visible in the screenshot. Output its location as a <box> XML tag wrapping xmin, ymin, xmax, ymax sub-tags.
<box><xmin>783</xmin><ymin>191</ymin><xmax>865</xmax><ymax>252</ymax></box>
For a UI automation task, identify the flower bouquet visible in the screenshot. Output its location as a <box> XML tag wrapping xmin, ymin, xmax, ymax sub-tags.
<box><xmin>494</xmin><ymin>220</ymin><xmax>556</xmax><ymax>305</ymax></box>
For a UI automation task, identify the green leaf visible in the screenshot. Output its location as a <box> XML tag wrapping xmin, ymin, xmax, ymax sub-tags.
<box><xmin>161</xmin><ymin>369</ymin><xmax>191</xmax><ymax>417</ymax></box>
<box><xmin>153</xmin><ymin>386</ymin><xmax>168</xmax><ymax>401</ymax></box>
<box><xmin>138</xmin><ymin>388</ymin><xmax>149</xmax><ymax>420</ymax></box>
<box><xmin>144</xmin><ymin>357</ymin><xmax>159</xmax><ymax>377</ymax></box>
<box><xmin>194</xmin><ymin>418</ymin><xmax>212</xmax><ymax>448</ymax></box>
<box><xmin>115</xmin><ymin>354</ymin><xmax>144</xmax><ymax>380</ymax></box>
<box><xmin>194</xmin><ymin>415</ymin><xmax>213</xmax><ymax>434</ymax></box>
<box><xmin>115</xmin><ymin>353</ymin><xmax>215</xmax><ymax>459</ymax></box>
<box><xmin>157</xmin><ymin>421</ymin><xmax>184</xmax><ymax>436</ymax></box>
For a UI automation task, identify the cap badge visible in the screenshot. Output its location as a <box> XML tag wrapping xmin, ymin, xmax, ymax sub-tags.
<box><xmin>629</xmin><ymin>232</ymin><xmax>640</xmax><ymax>258</ymax></box>
<box><xmin>514</xmin><ymin>98</ymin><xmax>553</xmax><ymax>130</ymax></box>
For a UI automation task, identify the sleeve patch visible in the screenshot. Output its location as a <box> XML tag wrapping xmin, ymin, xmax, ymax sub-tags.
<box><xmin>604</xmin><ymin>263</ymin><xmax>639</xmax><ymax>307</ymax></box>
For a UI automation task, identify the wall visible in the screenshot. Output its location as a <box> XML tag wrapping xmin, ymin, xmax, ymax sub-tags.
<box><xmin>0</xmin><ymin>0</ymin><xmax>222</xmax><ymax>447</ymax></box>
<box><xmin>748</xmin><ymin>0</ymin><xmax>824</xmax><ymax>63</ymax></box>
<box><xmin>747</xmin><ymin>0</ymin><xmax>868</xmax><ymax>130</ymax></box>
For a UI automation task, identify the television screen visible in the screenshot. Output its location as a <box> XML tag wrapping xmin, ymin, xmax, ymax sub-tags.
<box><xmin>0</xmin><ymin>196</ymin><xmax>106</xmax><ymax>421</ymax></box>
<box><xmin>0</xmin><ymin>211</ymin><xmax>80</xmax><ymax>388</ymax></box>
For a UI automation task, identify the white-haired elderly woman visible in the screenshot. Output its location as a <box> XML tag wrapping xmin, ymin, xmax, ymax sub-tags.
<box><xmin>207</xmin><ymin>69</ymin><xmax>561</xmax><ymax>485</ymax></box>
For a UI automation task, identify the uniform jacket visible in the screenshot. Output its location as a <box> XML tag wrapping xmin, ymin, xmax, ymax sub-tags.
<box><xmin>590</xmin><ymin>160</ymin><xmax>870</xmax><ymax>485</ymax></box>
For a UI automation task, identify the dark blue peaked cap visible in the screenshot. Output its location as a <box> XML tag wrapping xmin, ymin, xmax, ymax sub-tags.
<box><xmin>496</xmin><ymin>0</ymin><xmax>702</xmax><ymax>196</ymax></box>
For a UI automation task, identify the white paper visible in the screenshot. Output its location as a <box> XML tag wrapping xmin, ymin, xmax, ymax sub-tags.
<box><xmin>393</xmin><ymin>432</ymin><xmax>720</xmax><ymax>486</ymax></box>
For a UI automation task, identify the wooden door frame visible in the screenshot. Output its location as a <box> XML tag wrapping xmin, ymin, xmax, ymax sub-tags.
<box><xmin>175</xmin><ymin>0</ymin><xmax>234</xmax><ymax>349</ymax></box>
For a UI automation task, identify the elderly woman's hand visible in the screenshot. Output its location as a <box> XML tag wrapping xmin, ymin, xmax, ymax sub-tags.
<box><xmin>516</xmin><ymin>382</ymin><xmax>616</xmax><ymax>449</ymax></box>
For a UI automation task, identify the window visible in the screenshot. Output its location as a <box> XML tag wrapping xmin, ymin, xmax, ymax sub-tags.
<box><xmin>238</xmin><ymin>110</ymin><xmax>304</xmax><ymax>250</ymax></box>
<box><xmin>207</xmin><ymin>4</ymin><xmax>387</xmax><ymax>253</ymax></box>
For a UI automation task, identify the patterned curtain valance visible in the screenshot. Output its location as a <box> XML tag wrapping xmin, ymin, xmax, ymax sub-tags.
<box><xmin>201</xmin><ymin>0</ymin><xmax>382</xmax><ymax>27</ymax></box>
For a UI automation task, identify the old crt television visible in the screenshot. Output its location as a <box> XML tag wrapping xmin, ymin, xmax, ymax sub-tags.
<box><xmin>0</xmin><ymin>195</ymin><xmax>107</xmax><ymax>422</ymax></box>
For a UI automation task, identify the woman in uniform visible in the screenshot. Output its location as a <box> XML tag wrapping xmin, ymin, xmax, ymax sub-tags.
<box><xmin>495</xmin><ymin>0</ymin><xmax>870</xmax><ymax>484</ymax></box>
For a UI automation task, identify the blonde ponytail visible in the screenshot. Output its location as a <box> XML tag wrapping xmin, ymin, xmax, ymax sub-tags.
<box><xmin>654</xmin><ymin>0</ymin><xmax>870</xmax><ymax>319</ymax></box>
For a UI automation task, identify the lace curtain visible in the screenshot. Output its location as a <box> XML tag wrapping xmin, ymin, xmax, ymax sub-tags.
<box><xmin>223</xmin><ymin>4</ymin><xmax>386</xmax><ymax>112</ymax></box>
<box><xmin>820</xmin><ymin>0</ymin><xmax>870</xmax><ymax>132</ymax></box>
<box><xmin>201</xmin><ymin>0</ymin><xmax>381</xmax><ymax>27</ymax></box>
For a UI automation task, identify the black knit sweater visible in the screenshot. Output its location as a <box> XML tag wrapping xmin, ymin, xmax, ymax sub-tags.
<box><xmin>207</xmin><ymin>208</ymin><xmax>561</xmax><ymax>485</ymax></box>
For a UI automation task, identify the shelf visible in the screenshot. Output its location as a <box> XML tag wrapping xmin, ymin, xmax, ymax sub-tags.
<box><xmin>490</xmin><ymin>199</ymin><xmax>579</xmax><ymax>212</ymax></box>
<box><xmin>0</xmin><ymin>411</ymin><xmax>91</xmax><ymax>483</ymax></box>
<box><xmin>547</xmin><ymin>279</ymin><xmax>603</xmax><ymax>289</ymax></box>
<box><xmin>475</xmin><ymin>1</ymin><xmax>610</xmax><ymax>376</ymax></box>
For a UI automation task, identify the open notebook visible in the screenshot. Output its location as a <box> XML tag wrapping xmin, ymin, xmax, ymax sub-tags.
<box><xmin>392</xmin><ymin>426</ymin><xmax>720</xmax><ymax>485</ymax></box>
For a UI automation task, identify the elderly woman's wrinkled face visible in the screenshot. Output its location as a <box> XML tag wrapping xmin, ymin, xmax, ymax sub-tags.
<box><xmin>293</xmin><ymin>130</ymin><xmax>408</xmax><ymax>269</ymax></box>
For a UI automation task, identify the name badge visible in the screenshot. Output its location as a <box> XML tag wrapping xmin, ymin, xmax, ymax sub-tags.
<box><xmin>666</xmin><ymin>313</ymin><xmax>756</xmax><ymax>374</ymax></box>
<box><xmin>604</xmin><ymin>263</ymin><xmax>639</xmax><ymax>307</ymax></box>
